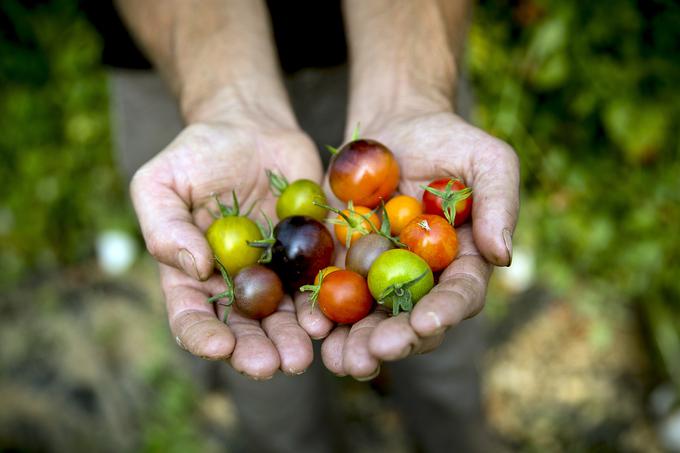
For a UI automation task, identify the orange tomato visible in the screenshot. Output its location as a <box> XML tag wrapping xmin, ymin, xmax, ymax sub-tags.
<box><xmin>314</xmin><ymin>266</ymin><xmax>341</xmax><ymax>285</ymax></box>
<box><xmin>333</xmin><ymin>205</ymin><xmax>381</xmax><ymax>248</ymax></box>
<box><xmin>399</xmin><ymin>214</ymin><xmax>458</xmax><ymax>272</ymax></box>
<box><xmin>384</xmin><ymin>195</ymin><xmax>423</xmax><ymax>235</ymax></box>
<box><xmin>329</xmin><ymin>139</ymin><xmax>400</xmax><ymax>208</ymax></box>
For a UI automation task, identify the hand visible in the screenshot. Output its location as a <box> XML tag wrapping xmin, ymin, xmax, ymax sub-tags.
<box><xmin>299</xmin><ymin>111</ymin><xmax>520</xmax><ymax>379</ymax></box>
<box><xmin>131</xmin><ymin>111</ymin><xmax>323</xmax><ymax>379</ymax></box>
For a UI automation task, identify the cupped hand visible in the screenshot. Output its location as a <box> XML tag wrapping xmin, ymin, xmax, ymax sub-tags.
<box><xmin>130</xmin><ymin>116</ymin><xmax>323</xmax><ymax>379</ymax></box>
<box><xmin>300</xmin><ymin>111</ymin><xmax>520</xmax><ymax>378</ymax></box>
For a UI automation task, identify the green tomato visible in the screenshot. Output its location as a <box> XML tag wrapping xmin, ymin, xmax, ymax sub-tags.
<box><xmin>276</xmin><ymin>179</ymin><xmax>327</xmax><ymax>221</ymax></box>
<box><xmin>206</xmin><ymin>216</ymin><xmax>263</xmax><ymax>276</ymax></box>
<box><xmin>367</xmin><ymin>249</ymin><xmax>434</xmax><ymax>314</ymax></box>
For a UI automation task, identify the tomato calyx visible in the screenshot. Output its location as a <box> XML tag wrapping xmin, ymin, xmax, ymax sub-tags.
<box><xmin>209</xmin><ymin>190</ymin><xmax>255</xmax><ymax>219</ymax></box>
<box><xmin>420</xmin><ymin>179</ymin><xmax>472</xmax><ymax>225</ymax></box>
<box><xmin>367</xmin><ymin>201</ymin><xmax>405</xmax><ymax>248</ymax></box>
<box><xmin>299</xmin><ymin>269</ymin><xmax>326</xmax><ymax>310</ymax></box>
<box><xmin>417</xmin><ymin>219</ymin><xmax>432</xmax><ymax>231</ymax></box>
<box><xmin>315</xmin><ymin>200</ymin><xmax>376</xmax><ymax>249</ymax></box>
<box><xmin>377</xmin><ymin>270</ymin><xmax>429</xmax><ymax>316</ymax></box>
<box><xmin>324</xmin><ymin>123</ymin><xmax>361</xmax><ymax>156</ymax></box>
<box><xmin>246</xmin><ymin>213</ymin><xmax>277</xmax><ymax>264</ymax></box>
<box><xmin>266</xmin><ymin>169</ymin><xmax>290</xmax><ymax>197</ymax></box>
<box><xmin>206</xmin><ymin>256</ymin><xmax>235</xmax><ymax>322</ymax></box>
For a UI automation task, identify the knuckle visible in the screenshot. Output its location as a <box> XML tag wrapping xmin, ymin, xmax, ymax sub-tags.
<box><xmin>129</xmin><ymin>164</ymin><xmax>153</xmax><ymax>196</ymax></box>
<box><xmin>144</xmin><ymin>229</ymin><xmax>166</xmax><ymax>260</ymax></box>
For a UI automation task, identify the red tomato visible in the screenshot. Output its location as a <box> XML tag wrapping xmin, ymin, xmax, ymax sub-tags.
<box><xmin>318</xmin><ymin>270</ymin><xmax>374</xmax><ymax>324</ymax></box>
<box><xmin>399</xmin><ymin>214</ymin><xmax>458</xmax><ymax>272</ymax></box>
<box><xmin>421</xmin><ymin>178</ymin><xmax>472</xmax><ymax>227</ymax></box>
<box><xmin>329</xmin><ymin>139</ymin><xmax>400</xmax><ymax>208</ymax></box>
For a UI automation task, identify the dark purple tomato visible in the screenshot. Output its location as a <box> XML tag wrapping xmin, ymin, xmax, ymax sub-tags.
<box><xmin>345</xmin><ymin>234</ymin><xmax>395</xmax><ymax>277</ymax></box>
<box><xmin>268</xmin><ymin>216</ymin><xmax>335</xmax><ymax>291</ymax></box>
<box><xmin>232</xmin><ymin>265</ymin><xmax>284</xmax><ymax>319</ymax></box>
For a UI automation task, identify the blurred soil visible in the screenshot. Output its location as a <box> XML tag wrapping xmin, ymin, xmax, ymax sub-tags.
<box><xmin>0</xmin><ymin>258</ymin><xmax>660</xmax><ymax>452</ymax></box>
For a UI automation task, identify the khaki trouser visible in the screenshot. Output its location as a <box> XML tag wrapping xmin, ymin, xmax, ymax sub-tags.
<box><xmin>110</xmin><ymin>66</ymin><xmax>490</xmax><ymax>453</ymax></box>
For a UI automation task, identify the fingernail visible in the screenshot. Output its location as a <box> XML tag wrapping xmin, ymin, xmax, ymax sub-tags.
<box><xmin>502</xmin><ymin>228</ymin><xmax>513</xmax><ymax>266</ymax></box>
<box><xmin>283</xmin><ymin>367</ymin><xmax>308</xmax><ymax>376</ymax></box>
<box><xmin>252</xmin><ymin>374</ymin><xmax>275</xmax><ymax>381</ymax></box>
<box><xmin>178</xmin><ymin>248</ymin><xmax>199</xmax><ymax>279</ymax></box>
<box><xmin>355</xmin><ymin>366</ymin><xmax>381</xmax><ymax>382</ymax></box>
<box><xmin>399</xmin><ymin>344</ymin><xmax>414</xmax><ymax>358</ymax></box>
<box><xmin>175</xmin><ymin>335</ymin><xmax>186</xmax><ymax>350</ymax></box>
<box><xmin>426</xmin><ymin>311</ymin><xmax>442</xmax><ymax>330</ymax></box>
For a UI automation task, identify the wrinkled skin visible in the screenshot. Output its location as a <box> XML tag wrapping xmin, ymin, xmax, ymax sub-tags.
<box><xmin>295</xmin><ymin>112</ymin><xmax>520</xmax><ymax>379</ymax></box>
<box><xmin>131</xmin><ymin>119</ymin><xmax>324</xmax><ymax>379</ymax></box>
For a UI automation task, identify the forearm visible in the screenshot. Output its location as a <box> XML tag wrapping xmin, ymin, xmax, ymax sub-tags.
<box><xmin>343</xmin><ymin>0</ymin><xmax>471</xmax><ymax>125</ymax></box>
<box><xmin>115</xmin><ymin>0</ymin><xmax>294</xmax><ymax>125</ymax></box>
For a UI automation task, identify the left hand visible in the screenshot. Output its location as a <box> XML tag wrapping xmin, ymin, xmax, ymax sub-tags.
<box><xmin>297</xmin><ymin>110</ymin><xmax>520</xmax><ymax>379</ymax></box>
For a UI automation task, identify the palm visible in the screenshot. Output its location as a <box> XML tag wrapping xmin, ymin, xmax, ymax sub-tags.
<box><xmin>301</xmin><ymin>112</ymin><xmax>520</xmax><ymax>379</ymax></box>
<box><xmin>132</xmin><ymin>121</ymin><xmax>323</xmax><ymax>379</ymax></box>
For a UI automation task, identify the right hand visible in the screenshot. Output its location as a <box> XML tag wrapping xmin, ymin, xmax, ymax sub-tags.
<box><xmin>130</xmin><ymin>109</ymin><xmax>323</xmax><ymax>380</ymax></box>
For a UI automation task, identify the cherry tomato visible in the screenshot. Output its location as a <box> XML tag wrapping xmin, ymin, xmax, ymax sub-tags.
<box><xmin>329</xmin><ymin>139</ymin><xmax>400</xmax><ymax>208</ymax></box>
<box><xmin>208</xmin><ymin>264</ymin><xmax>283</xmax><ymax>320</ymax></box>
<box><xmin>268</xmin><ymin>216</ymin><xmax>335</xmax><ymax>291</ymax></box>
<box><xmin>345</xmin><ymin>234</ymin><xmax>395</xmax><ymax>277</ymax></box>
<box><xmin>422</xmin><ymin>178</ymin><xmax>473</xmax><ymax>227</ymax></box>
<box><xmin>232</xmin><ymin>265</ymin><xmax>284</xmax><ymax>319</ymax></box>
<box><xmin>399</xmin><ymin>214</ymin><xmax>458</xmax><ymax>272</ymax></box>
<box><xmin>317</xmin><ymin>270</ymin><xmax>374</xmax><ymax>324</ymax></box>
<box><xmin>333</xmin><ymin>204</ymin><xmax>381</xmax><ymax>248</ymax></box>
<box><xmin>206</xmin><ymin>194</ymin><xmax>263</xmax><ymax>276</ymax></box>
<box><xmin>367</xmin><ymin>249</ymin><xmax>434</xmax><ymax>315</ymax></box>
<box><xmin>314</xmin><ymin>266</ymin><xmax>340</xmax><ymax>285</ymax></box>
<box><xmin>267</xmin><ymin>170</ymin><xmax>327</xmax><ymax>221</ymax></box>
<box><xmin>384</xmin><ymin>195</ymin><xmax>422</xmax><ymax>235</ymax></box>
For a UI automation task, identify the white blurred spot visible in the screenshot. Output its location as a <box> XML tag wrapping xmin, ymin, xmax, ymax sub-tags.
<box><xmin>96</xmin><ymin>230</ymin><xmax>138</xmax><ymax>276</ymax></box>
<box><xmin>496</xmin><ymin>246</ymin><xmax>535</xmax><ymax>293</ymax></box>
<box><xmin>660</xmin><ymin>409</ymin><xmax>680</xmax><ymax>452</ymax></box>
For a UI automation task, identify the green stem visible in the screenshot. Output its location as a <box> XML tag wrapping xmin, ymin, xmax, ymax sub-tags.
<box><xmin>266</xmin><ymin>169</ymin><xmax>290</xmax><ymax>197</ymax></box>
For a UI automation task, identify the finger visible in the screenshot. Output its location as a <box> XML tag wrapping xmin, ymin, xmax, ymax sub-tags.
<box><xmin>342</xmin><ymin>310</ymin><xmax>388</xmax><ymax>380</ymax></box>
<box><xmin>261</xmin><ymin>296</ymin><xmax>314</xmax><ymax>375</ymax></box>
<box><xmin>321</xmin><ymin>325</ymin><xmax>350</xmax><ymax>376</ymax></box>
<box><xmin>131</xmin><ymin>164</ymin><xmax>213</xmax><ymax>280</ymax></box>
<box><xmin>161</xmin><ymin>265</ymin><xmax>235</xmax><ymax>359</ymax></box>
<box><xmin>468</xmin><ymin>139</ymin><xmax>520</xmax><ymax>266</ymax></box>
<box><xmin>409</xmin><ymin>227</ymin><xmax>492</xmax><ymax>337</ymax></box>
<box><xmin>368</xmin><ymin>313</ymin><xmax>419</xmax><ymax>361</ymax></box>
<box><xmin>226</xmin><ymin>308</ymin><xmax>281</xmax><ymax>380</ymax></box>
<box><xmin>369</xmin><ymin>313</ymin><xmax>446</xmax><ymax>361</ymax></box>
<box><xmin>411</xmin><ymin>332</ymin><xmax>446</xmax><ymax>355</ymax></box>
<box><xmin>294</xmin><ymin>291</ymin><xmax>335</xmax><ymax>340</ymax></box>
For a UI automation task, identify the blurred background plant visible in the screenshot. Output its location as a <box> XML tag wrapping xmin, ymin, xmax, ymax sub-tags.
<box><xmin>469</xmin><ymin>0</ymin><xmax>680</xmax><ymax>392</ymax></box>
<box><xmin>1</xmin><ymin>0</ymin><xmax>678</xmax><ymax>451</ymax></box>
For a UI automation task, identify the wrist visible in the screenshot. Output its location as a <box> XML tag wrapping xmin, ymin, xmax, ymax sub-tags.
<box><xmin>346</xmin><ymin>88</ymin><xmax>454</xmax><ymax>137</ymax></box>
<box><xmin>181</xmin><ymin>80</ymin><xmax>297</xmax><ymax>130</ymax></box>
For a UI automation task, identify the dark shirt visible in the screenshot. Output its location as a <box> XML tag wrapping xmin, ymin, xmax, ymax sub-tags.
<box><xmin>81</xmin><ymin>0</ymin><xmax>347</xmax><ymax>73</ymax></box>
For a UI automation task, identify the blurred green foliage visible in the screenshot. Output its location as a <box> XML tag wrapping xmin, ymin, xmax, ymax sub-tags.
<box><xmin>1</xmin><ymin>0</ymin><xmax>679</xmax><ymax>449</ymax></box>
<box><xmin>0</xmin><ymin>0</ymin><xmax>133</xmax><ymax>287</ymax></box>
<box><xmin>469</xmin><ymin>0</ymin><xmax>680</xmax><ymax>387</ymax></box>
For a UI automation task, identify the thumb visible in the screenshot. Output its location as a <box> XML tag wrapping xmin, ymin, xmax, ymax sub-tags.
<box><xmin>469</xmin><ymin>140</ymin><xmax>520</xmax><ymax>267</ymax></box>
<box><xmin>130</xmin><ymin>167</ymin><xmax>213</xmax><ymax>280</ymax></box>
